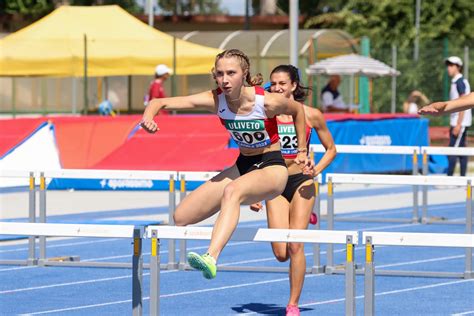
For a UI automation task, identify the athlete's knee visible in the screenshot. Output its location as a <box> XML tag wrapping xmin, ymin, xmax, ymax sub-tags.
<box><xmin>288</xmin><ymin>242</ymin><xmax>304</xmax><ymax>256</ymax></box>
<box><xmin>173</xmin><ymin>211</ymin><xmax>188</xmax><ymax>226</ymax></box>
<box><xmin>272</xmin><ymin>244</ymin><xmax>289</xmax><ymax>262</ymax></box>
<box><xmin>222</xmin><ymin>182</ymin><xmax>242</xmax><ymax>203</ymax></box>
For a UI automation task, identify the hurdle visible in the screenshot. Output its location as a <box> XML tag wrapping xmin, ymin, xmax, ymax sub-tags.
<box><xmin>325</xmin><ymin>173</ymin><xmax>472</xmax><ymax>272</ymax></box>
<box><xmin>146</xmin><ymin>226</ymin><xmax>358</xmax><ymax>316</ymax></box>
<box><xmin>421</xmin><ymin>146</ymin><xmax>474</xmax><ymax>224</ymax></box>
<box><xmin>363</xmin><ymin>231</ymin><xmax>474</xmax><ymax>316</ymax></box>
<box><xmin>0</xmin><ymin>222</ymin><xmax>145</xmax><ymax>316</ymax></box>
<box><xmin>0</xmin><ymin>170</ymin><xmax>36</xmax><ymax>266</ymax></box>
<box><xmin>173</xmin><ymin>171</ymin><xmax>324</xmax><ymax>274</ymax></box>
<box><xmin>311</xmin><ymin>144</ymin><xmax>420</xmax><ymax>221</ymax></box>
<box><xmin>35</xmin><ymin>169</ymin><xmax>176</xmax><ymax>268</ymax></box>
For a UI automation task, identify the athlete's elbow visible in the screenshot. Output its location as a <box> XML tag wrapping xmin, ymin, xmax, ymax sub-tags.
<box><xmin>329</xmin><ymin>146</ymin><xmax>337</xmax><ymax>160</ymax></box>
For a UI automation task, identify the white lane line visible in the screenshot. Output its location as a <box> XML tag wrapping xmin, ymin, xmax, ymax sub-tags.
<box><xmin>20</xmin><ymin>275</ymin><xmax>324</xmax><ymax>315</ymax></box>
<box><xmin>452</xmin><ymin>311</ymin><xmax>474</xmax><ymax>316</ymax></box>
<box><xmin>0</xmin><ymin>241</ymin><xmax>255</xmax><ymax>270</ymax></box>
<box><xmin>0</xmin><ymin>274</ymin><xmax>134</xmax><ymax>294</ymax></box>
<box><xmin>21</xmin><ymin>277</ymin><xmax>474</xmax><ymax>315</ymax></box>
<box><xmin>342</xmin><ymin>203</ymin><xmax>463</xmax><ymax>218</ymax></box>
<box><xmin>2</xmin><ymin>249</ymin><xmax>466</xmax><ymax>295</ymax></box>
<box><xmin>0</xmin><ymin>238</ymin><xmax>121</xmax><ymax>254</ymax></box>
<box><xmin>377</xmin><ymin>255</ymin><xmax>464</xmax><ymax>268</ymax></box>
<box><xmin>242</xmin><ymin>279</ymin><xmax>474</xmax><ymax>315</ymax></box>
<box><xmin>0</xmin><ymin>266</ymin><xmax>35</xmax><ymax>272</ymax></box>
<box><xmin>18</xmin><ymin>298</ymin><xmax>134</xmax><ymax>315</ymax></box>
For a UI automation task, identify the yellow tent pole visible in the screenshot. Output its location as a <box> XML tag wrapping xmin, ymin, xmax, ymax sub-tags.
<box><xmin>172</xmin><ymin>36</ymin><xmax>177</xmax><ymax>97</ymax></box>
<box><xmin>97</xmin><ymin>77</ymin><xmax>103</xmax><ymax>103</ymax></box>
<box><xmin>41</xmin><ymin>78</ymin><xmax>47</xmax><ymax>115</ymax></box>
<box><xmin>12</xmin><ymin>78</ymin><xmax>16</xmax><ymax>118</ymax></box>
<box><xmin>83</xmin><ymin>34</ymin><xmax>89</xmax><ymax>114</ymax></box>
<box><xmin>128</xmin><ymin>75</ymin><xmax>132</xmax><ymax>113</ymax></box>
<box><xmin>56</xmin><ymin>78</ymin><xmax>61</xmax><ymax>111</ymax></box>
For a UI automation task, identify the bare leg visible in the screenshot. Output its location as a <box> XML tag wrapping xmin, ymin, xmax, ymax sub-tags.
<box><xmin>288</xmin><ymin>179</ymin><xmax>315</xmax><ymax>306</ymax></box>
<box><xmin>266</xmin><ymin>195</ymin><xmax>291</xmax><ymax>262</ymax></box>
<box><xmin>174</xmin><ymin>165</ymin><xmax>240</xmax><ymax>226</ymax></box>
<box><xmin>207</xmin><ymin>165</ymin><xmax>288</xmax><ymax>259</ymax></box>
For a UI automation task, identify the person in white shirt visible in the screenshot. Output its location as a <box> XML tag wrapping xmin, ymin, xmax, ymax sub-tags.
<box><xmin>320</xmin><ymin>75</ymin><xmax>350</xmax><ymax>113</ymax></box>
<box><xmin>446</xmin><ymin>56</ymin><xmax>471</xmax><ymax>176</ymax></box>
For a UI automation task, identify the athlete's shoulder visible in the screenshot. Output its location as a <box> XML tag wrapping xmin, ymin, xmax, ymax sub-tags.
<box><xmin>304</xmin><ymin>105</ymin><xmax>326</xmax><ymax>127</ymax></box>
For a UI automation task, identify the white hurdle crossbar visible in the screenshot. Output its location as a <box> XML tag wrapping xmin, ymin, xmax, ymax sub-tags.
<box><xmin>35</xmin><ymin>169</ymin><xmax>176</xmax><ymax>268</ymax></box>
<box><xmin>0</xmin><ymin>222</ymin><xmax>145</xmax><ymax>316</ymax></box>
<box><xmin>325</xmin><ymin>173</ymin><xmax>473</xmax><ymax>272</ymax></box>
<box><xmin>421</xmin><ymin>146</ymin><xmax>474</xmax><ymax>224</ymax></box>
<box><xmin>0</xmin><ymin>170</ymin><xmax>36</xmax><ymax>266</ymax></box>
<box><xmin>362</xmin><ymin>232</ymin><xmax>474</xmax><ymax>316</ymax></box>
<box><xmin>174</xmin><ymin>172</ymin><xmax>324</xmax><ymax>274</ymax></box>
<box><xmin>146</xmin><ymin>226</ymin><xmax>358</xmax><ymax>316</ymax></box>
<box><xmin>312</xmin><ymin>145</ymin><xmax>421</xmax><ymax>224</ymax></box>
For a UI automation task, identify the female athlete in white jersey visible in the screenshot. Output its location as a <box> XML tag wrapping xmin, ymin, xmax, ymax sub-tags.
<box><xmin>251</xmin><ymin>65</ymin><xmax>336</xmax><ymax>316</ymax></box>
<box><xmin>141</xmin><ymin>49</ymin><xmax>310</xmax><ymax>280</ymax></box>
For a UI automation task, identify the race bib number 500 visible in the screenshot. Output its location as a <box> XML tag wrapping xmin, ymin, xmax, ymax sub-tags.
<box><xmin>224</xmin><ymin>119</ymin><xmax>271</xmax><ymax>149</ymax></box>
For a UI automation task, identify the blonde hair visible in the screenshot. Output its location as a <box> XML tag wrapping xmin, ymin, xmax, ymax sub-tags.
<box><xmin>213</xmin><ymin>49</ymin><xmax>263</xmax><ymax>86</ymax></box>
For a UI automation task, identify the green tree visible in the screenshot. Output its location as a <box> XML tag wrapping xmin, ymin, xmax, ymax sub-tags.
<box><xmin>252</xmin><ymin>0</ymin><xmax>346</xmax><ymax>17</ymax></box>
<box><xmin>305</xmin><ymin>0</ymin><xmax>474</xmax><ymax>47</ymax></box>
<box><xmin>3</xmin><ymin>0</ymin><xmax>54</xmax><ymax>17</ymax></box>
<box><xmin>158</xmin><ymin>0</ymin><xmax>224</xmax><ymax>15</ymax></box>
<box><xmin>3</xmin><ymin>0</ymin><xmax>142</xmax><ymax>17</ymax></box>
<box><xmin>304</xmin><ymin>0</ymin><xmax>474</xmax><ymax>114</ymax></box>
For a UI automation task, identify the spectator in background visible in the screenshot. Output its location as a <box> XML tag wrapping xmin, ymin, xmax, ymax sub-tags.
<box><xmin>445</xmin><ymin>56</ymin><xmax>471</xmax><ymax>176</ymax></box>
<box><xmin>403</xmin><ymin>90</ymin><xmax>430</xmax><ymax>114</ymax></box>
<box><xmin>320</xmin><ymin>75</ymin><xmax>350</xmax><ymax>113</ymax></box>
<box><xmin>144</xmin><ymin>64</ymin><xmax>172</xmax><ymax>106</ymax></box>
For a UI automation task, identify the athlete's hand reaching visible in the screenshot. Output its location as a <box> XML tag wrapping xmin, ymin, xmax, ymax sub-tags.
<box><xmin>140</xmin><ymin>118</ymin><xmax>159</xmax><ymax>133</ymax></box>
<box><xmin>418</xmin><ymin>102</ymin><xmax>447</xmax><ymax>116</ymax></box>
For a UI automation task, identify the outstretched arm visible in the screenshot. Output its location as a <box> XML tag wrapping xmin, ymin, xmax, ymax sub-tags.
<box><xmin>265</xmin><ymin>93</ymin><xmax>309</xmax><ymax>167</ymax></box>
<box><xmin>418</xmin><ymin>93</ymin><xmax>474</xmax><ymax>116</ymax></box>
<box><xmin>141</xmin><ymin>90</ymin><xmax>217</xmax><ymax>133</ymax></box>
<box><xmin>305</xmin><ymin>106</ymin><xmax>336</xmax><ymax>176</ymax></box>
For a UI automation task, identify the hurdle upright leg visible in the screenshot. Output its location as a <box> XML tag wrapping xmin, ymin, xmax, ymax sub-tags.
<box><xmin>345</xmin><ymin>235</ymin><xmax>355</xmax><ymax>316</ymax></box>
<box><xmin>132</xmin><ymin>227</ymin><xmax>143</xmax><ymax>316</ymax></box>
<box><xmin>312</xmin><ymin>180</ymin><xmax>323</xmax><ymax>273</ymax></box>
<box><xmin>364</xmin><ymin>236</ymin><xmax>375</xmax><ymax>316</ymax></box>
<box><xmin>27</xmin><ymin>172</ymin><xmax>37</xmax><ymax>266</ymax></box>
<box><xmin>179</xmin><ymin>174</ymin><xmax>187</xmax><ymax>271</ymax></box>
<box><xmin>150</xmin><ymin>229</ymin><xmax>161</xmax><ymax>316</ymax></box>
<box><xmin>326</xmin><ymin>177</ymin><xmax>335</xmax><ymax>273</ymax></box>
<box><xmin>38</xmin><ymin>172</ymin><xmax>47</xmax><ymax>266</ymax></box>
<box><xmin>421</xmin><ymin>150</ymin><xmax>429</xmax><ymax>224</ymax></box>
<box><xmin>168</xmin><ymin>174</ymin><xmax>176</xmax><ymax>269</ymax></box>
<box><xmin>465</xmin><ymin>180</ymin><xmax>473</xmax><ymax>279</ymax></box>
<box><xmin>412</xmin><ymin>150</ymin><xmax>419</xmax><ymax>223</ymax></box>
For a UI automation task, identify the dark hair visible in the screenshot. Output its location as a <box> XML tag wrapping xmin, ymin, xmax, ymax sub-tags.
<box><xmin>445</xmin><ymin>61</ymin><xmax>463</xmax><ymax>72</ymax></box>
<box><xmin>214</xmin><ymin>49</ymin><xmax>263</xmax><ymax>86</ymax></box>
<box><xmin>270</xmin><ymin>64</ymin><xmax>310</xmax><ymax>102</ymax></box>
